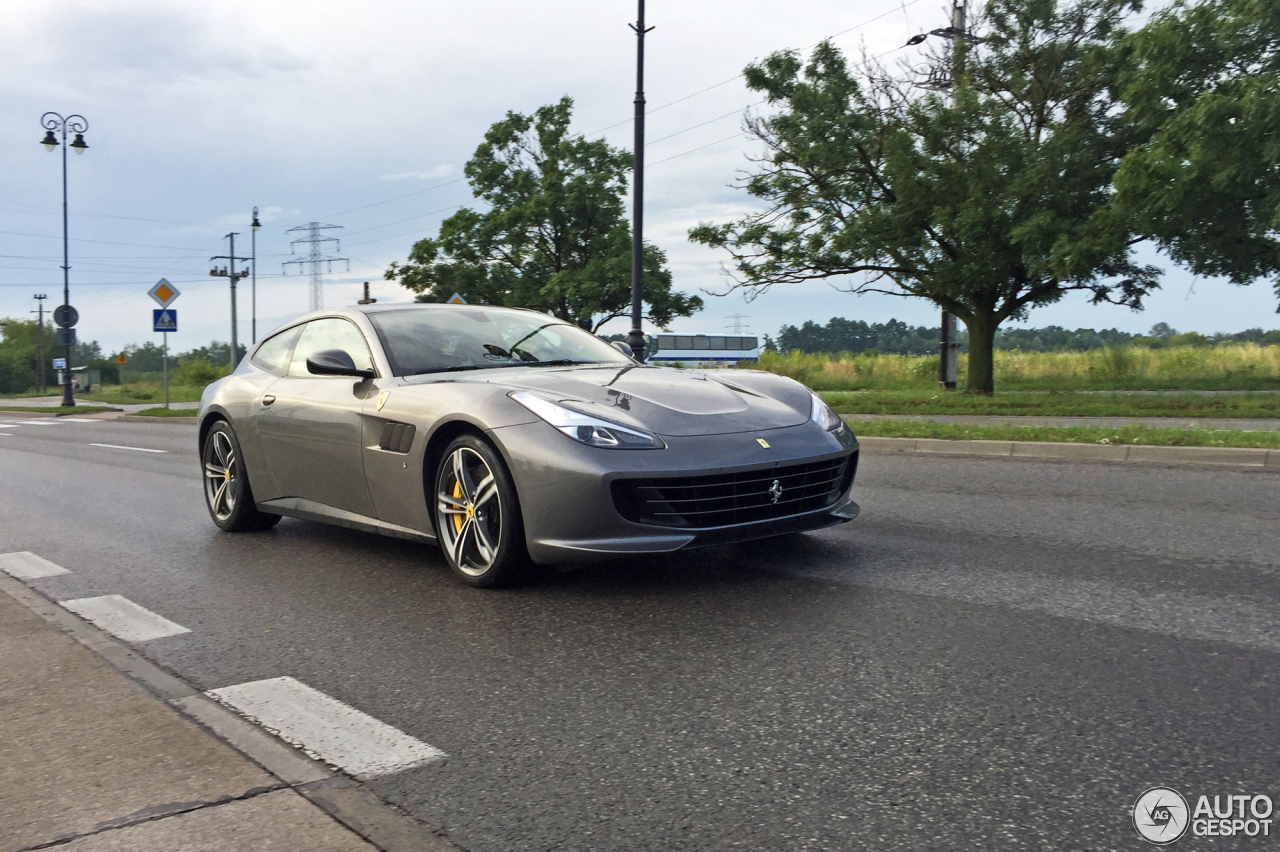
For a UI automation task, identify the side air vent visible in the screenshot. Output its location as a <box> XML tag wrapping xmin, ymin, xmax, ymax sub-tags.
<box><xmin>378</xmin><ymin>422</ymin><xmax>417</xmax><ymax>454</ymax></box>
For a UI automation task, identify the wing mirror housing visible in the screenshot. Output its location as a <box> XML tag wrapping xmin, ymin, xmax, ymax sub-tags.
<box><xmin>306</xmin><ymin>349</ymin><xmax>375</xmax><ymax>379</ymax></box>
<box><xmin>610</xmin><ymin>340</ymin><xmax>634</xmax><ymax>357</ymax></box>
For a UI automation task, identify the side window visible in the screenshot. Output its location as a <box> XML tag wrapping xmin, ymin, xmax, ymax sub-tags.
<box><xmin>250</xmin><ymin>325</ymin><xmax>302</xmax><ymax>375</ymax></box>
<box><xmin>288</xmin><ymin>318</ymin><xmax>376</xmax><ymax>377</ymax></box>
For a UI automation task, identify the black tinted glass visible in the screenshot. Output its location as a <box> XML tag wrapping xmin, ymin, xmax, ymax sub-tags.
<box><xmin>369</xmin><ymin>308</ymin><xmax>632</xmax><ymax>376</ymax></box>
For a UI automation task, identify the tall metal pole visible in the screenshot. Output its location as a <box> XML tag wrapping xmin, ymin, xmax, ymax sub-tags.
<box><xmin>251</xmin><ymin>207</ymin><xmax>260</xmax><ymax>344</ymax></box>
<box><xmin>229</xmin><ymin>233</ymin><xmax>238</xmax><ymax>367</ymax></box>
<box><xmin>59</xmin><ymin>123</ymin><xmax>74</xmax><ymax>406</ymax></box>
<box><xmin>939</xmin><ymin>0</ymin><xmax>965</xmax><ymax>390</ymax></box>
<box><xmin>32</xmin><ymin>295</ymin><xmax>47</xmax><ymax>393</ymax></box>
<box><xmin>626</xmin><ymin>1</ymin><xmax>653</xmax><ymax>361</ymax></box>
<box><xmin>212</xmin><ymin>234</ymin><xmax>248</xmax><ymax>366</ymax></box>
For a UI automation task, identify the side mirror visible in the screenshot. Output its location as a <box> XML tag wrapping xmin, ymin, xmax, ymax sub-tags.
<box><xmin>306</xmin><ymin>349</ymin><xmax>375</xmax><ymax>379</ymax></box>
<box><xmin>610</xmin><ymin>341</ymin><xmax>634</xmax><ymax>357</ymax></box>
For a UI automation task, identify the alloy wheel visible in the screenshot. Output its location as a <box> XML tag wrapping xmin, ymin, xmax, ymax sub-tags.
<box><xmin>203</xmin><ymin>430</ymin><xmax>240</xmax><ymax>522</ymax></box>
<box><xmin>437</xmin><ymin>446</ymin><xmax>502</xmax><ymax>577</ymax></box>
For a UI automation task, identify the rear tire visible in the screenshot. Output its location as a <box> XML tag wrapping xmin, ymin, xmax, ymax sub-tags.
<box><xmin>202</xmin><ymin>421</ymin><xmax>281</xmax><ymax>532</ymax></box>
<box><xmin>433</xmin><ymin>435</ymin><xmax>528</xmax><ymax>587</ymax></box>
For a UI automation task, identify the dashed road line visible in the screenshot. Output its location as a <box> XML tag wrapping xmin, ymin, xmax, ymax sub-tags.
<box><xmin>60</xmin><ymin>594</ymin><xmax>191</xmax><ymax>642</ymax></box>
<box><xmin>0</xmin><ymin>551</ymin><xmax>71</xmax><ymax>579</ymax></box>
<box><xmin>208</xmin><ymin>676</ymin><xmax>446</xmax><ymax>780</ymax></box>
<box><xmin>88</xmin><ymin>443</ymin><xmax>168</xmax><ymax>453</ymax></box>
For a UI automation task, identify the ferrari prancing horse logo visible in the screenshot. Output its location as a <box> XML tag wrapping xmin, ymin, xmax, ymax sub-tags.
<box><xmin>769</xmin><ymin>479</ymin><xmax>783</xmax><ymax>503</ymax></box>
<box><xmin>377</xmin><ymin>391</ymin><xmax>389</xmax><ymax>411</ymax></box>
<box><xmin>757</xmin><ymin>438</ymin><xmax>770</xmax><ymax>448</ymax></box>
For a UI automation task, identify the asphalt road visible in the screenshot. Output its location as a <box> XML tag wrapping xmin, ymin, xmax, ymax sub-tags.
<box><xmin>2</xmin><ymin>413</ymin><xmax>1279</xmax><ymax>851</ymax></box>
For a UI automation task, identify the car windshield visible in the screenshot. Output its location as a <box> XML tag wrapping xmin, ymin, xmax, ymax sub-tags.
<box><xmin>368</xmin><ymin>307</ymin><xmax>633</xmax><ymax>376</ymax></box>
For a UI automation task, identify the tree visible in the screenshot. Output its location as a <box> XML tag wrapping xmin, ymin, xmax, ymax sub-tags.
<box><xmin>689</xmin><ymin>0</ymin><xmax>1158</xmax><ymax>393</ymax></box>
<box><xmin>386</xmin><ymin>97</ymin><xmax>702</xmax><ymax>332</ymax></box>
<box><xmin>1115</xmin><ymin>0</ymin><xmax>1280</xmax><ymax>305</ymax></box>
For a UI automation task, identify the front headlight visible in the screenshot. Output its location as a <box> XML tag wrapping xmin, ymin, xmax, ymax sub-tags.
<box><xmin>810</xmin><ymin>392</ymin><xmax>845</xmax><ymax>432</ymax></box>
<box><xmin>511</xmin><ymin>392</ymin><xmax>664</xmax><ymax>449</ymax></box>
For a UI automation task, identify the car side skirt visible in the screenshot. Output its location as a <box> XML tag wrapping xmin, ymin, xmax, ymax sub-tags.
<box><xmin>257</xmin><ymin>497</ymin><xmax>437</xmax><ymax>544</ymax></box>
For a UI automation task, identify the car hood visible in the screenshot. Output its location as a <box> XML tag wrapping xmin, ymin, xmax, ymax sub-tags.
<box><xmin>407</xmin><ymin>365</ymin><xmax>812</xmax><ymax>437</ymax></box>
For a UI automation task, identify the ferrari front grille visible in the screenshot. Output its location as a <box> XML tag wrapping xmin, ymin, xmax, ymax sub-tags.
<box><xmin>612</xmin><ymin>454</ymin><xmax>854</xmax><ymax>529</ymax></box>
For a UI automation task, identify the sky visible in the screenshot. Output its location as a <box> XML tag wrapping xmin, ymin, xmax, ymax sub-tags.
<box><xmin>2</xmin><ymin>0</ymin><xmax>1276</xmax><ymax>359</ymax></box>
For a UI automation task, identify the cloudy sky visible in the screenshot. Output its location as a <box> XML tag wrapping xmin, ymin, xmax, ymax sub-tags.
<box><xmin>2</xmin><ymin>0</ymin><xmax>1274</xmax><ymax>357</ymax></box>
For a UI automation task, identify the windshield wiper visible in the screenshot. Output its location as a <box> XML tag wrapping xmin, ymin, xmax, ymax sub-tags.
<box><xmin>411</xmin><ymin>365</ymin><xmax>489</xmax><ymax>375</ymax></box>
<box><xmin>496</xmin><ymin>359</ymin><xmax>592</xmax><ymax>368</ymax></box>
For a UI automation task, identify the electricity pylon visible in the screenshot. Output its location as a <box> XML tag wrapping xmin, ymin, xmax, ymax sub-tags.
<box><xmin>283</xmin><ymin>222</ymin><xmax>348</xmax><ymax>312</ymax></box>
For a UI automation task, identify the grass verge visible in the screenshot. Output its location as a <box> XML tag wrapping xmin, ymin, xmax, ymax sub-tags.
<box><xmin>128</xmin><ymin>407</ymin><xmax>198</xmax><ymax>417</ymax></box>
<box><xmin>844</xmin><ymin>418</ymin><xmax>1280</xmax><ymax>449</ymax></box>
<box><xmin>821</xmin><ymin>390</ymin><xmax>1280</xmax><ymax>419</ymax></box>
<box><xmin>0</xmin><ymin>405</ymin><xmax>119</xmax><ymax>416</ymax></box>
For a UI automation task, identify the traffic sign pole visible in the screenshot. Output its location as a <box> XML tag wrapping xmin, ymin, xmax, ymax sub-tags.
<box><xmin>163</xmin><ymin>331</ymin><xmax>169</xmax><ymax>409</ymax></box>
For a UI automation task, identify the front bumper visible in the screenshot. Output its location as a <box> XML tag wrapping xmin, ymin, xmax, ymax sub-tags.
<box><xmin>487</xmin><ymin>419</ymin><xmax>860</xmax><ymax>565</ymax></box>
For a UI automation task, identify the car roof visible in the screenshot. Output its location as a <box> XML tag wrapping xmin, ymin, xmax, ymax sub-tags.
<box><xmin>349</xmin><ymin>302</ymin><xmax>549</xmax><ymax>318</ymax></box>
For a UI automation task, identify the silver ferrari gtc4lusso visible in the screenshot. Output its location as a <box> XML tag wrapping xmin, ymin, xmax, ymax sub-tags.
<box><xmin>197</xmin><ymin>304</ymin><xmax>860</xmax><ymax>586</ymax></box>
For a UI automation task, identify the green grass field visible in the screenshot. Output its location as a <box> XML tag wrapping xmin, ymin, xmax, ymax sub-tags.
<box><xmin>821</xmin><ymin>390</ymin><xmax>1280</xmax><ymax>418</ymax></box>
<box><xmin>758</xmin><ymin>343</ymin><xmax>1280</xmax><ymax>391</ymax></box>
<box><xmin>844</xmin><ymin>418</ymin><xmax>1280</xmax><ymax>448</ymax></box>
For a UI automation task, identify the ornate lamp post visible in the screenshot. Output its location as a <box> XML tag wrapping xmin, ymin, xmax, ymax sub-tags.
<box><xmin>251</xmin><ymin>207</ymin><xmax>261</xmax><ymax>344</ymax></box>
<box><xmin>40</xmin><ymin>112</ymin><xmax>89</xmax><ymax>407</ymax></box>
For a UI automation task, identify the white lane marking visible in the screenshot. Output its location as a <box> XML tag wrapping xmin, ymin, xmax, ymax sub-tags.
<box><xmin>66</xmin><ymin>418</ymin><xmax>103</xmax><ymax>422</ymax></box>
<box><xmin>207</xmin><ymin>676</ymin><xmax>446</xmax><ymax>779</ymax></box>
<box><xmin>0</xmin><ymin>552</ymin><xmax>71</xmax><ymax>579</ymax></box>
<box><xmin>60</xmin><ymin>595</ymin><xmax>191</xmax><ymax>642</ymax></box>
<box><xmin>88</xmin><ymin>443</ymin><xmax>168</xmax><ymax>454</ymax></box>
<box><xmin>0</xmin><ymin>424</ymin><xmax>18</xmax><ymax>428</ymax></box>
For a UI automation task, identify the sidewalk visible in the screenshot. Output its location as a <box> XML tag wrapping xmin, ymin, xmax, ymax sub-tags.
<box><xmin>0</xmin><ymin>575</ymin><xmax>449</xmax><ymax>852</ymax></box>
<box><xmin>0</xmin><ymin>395</ymin><xmax>199</xmax><ymax>414</ymax></box>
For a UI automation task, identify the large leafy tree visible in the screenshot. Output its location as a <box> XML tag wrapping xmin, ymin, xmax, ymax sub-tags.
<box><xmin>689</xmin><ymin>0</ymin><xmax>1157</xmax><ymax>393</ymax></box>
<box><xmin>386</xmin><ymin>97</ymin><xmax>701</xmax><ymax>332</ymax></box>
<box><xmin>1115</xmin><ymin>0</ymin><xmax>1280</xmax><ymax>305</ymax></box>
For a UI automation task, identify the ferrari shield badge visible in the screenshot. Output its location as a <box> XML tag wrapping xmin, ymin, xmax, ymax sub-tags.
<box><xmin>757</xmin><ymin>438</ymin><xmax>770</xmax><ymax>448</ymax></box>
<box><xmin>377</xmin><ymin>391</ymin><xmax>390</xmax><ymax>411</ymax></box>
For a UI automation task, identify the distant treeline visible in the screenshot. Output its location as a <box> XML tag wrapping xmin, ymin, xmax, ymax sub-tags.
<box><xmin>0</xmin><ymin>317</ymin><xmax>247</xmax><ymax>393</ymax></box>
<box><xmin>773</xmin><ymin>318</ymin><xmax>1280</xmax><ymax>356</ymax></box>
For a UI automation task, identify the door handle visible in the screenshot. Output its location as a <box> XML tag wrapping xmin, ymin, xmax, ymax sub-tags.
<box><xmin>261</xmin><ymin>395</ymin><xmax>276</xmax><ymax>406</ymax></box>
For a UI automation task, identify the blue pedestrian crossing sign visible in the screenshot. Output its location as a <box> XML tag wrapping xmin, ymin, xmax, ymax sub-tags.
<box><xmin>153</xmin><ymin>309</ymin><xmax>178</xmax><ymax>332</ymax></box>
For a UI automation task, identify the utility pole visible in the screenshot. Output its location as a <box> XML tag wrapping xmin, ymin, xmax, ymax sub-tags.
<box><xmin>283</xmin><ymin>223</ymin><xmax>348</xmax><ymax>312</ymax></box>
<box><xmin>31</xmin><ymin>294</ymin><xmax>47</xmax><ymax>392</ymax></box>
<box><xmin>210</xmin><ymin>234</ymin><xmax>249</xmax><ymax>368</ymax></box>
<box><xmin>357</xmin><ymin>282</ymin><xmax>377</xmax><ymax>305</ymax></box>
<box><xmin>626</xmin><ymin>0</ymin><xmax>654</xmax><ymax>362</ymax></box>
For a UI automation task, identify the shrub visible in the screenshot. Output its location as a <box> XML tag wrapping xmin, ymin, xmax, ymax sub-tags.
<box><xmin>174</xmin><ymin>358</ymin><xmax>230</xmax><ymax>387</ymax></box>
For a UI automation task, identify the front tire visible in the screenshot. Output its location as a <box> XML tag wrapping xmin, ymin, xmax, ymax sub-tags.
<box><xmin>202</xmin><ymin>421</ymin><xmax>281</xmax><ymax>532</ymax></box>
<box><xmin>434</xmin><ymin>435</ymin><xmax>528</xmax><ymax>587</ymax></box>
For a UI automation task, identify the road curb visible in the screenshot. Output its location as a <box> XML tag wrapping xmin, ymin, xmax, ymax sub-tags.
<box><xmin>124</xmin><ymin>414</ymin><xmax>199</xmax><ymax>423</ymax></box>
<box><xmin>0</xmin><ymin>572</ymin><xmax>465</xmax><ymax>852</ymax></box>
<box><xmin>856</xmin><ymin>436</ymin><xmax>1279</xmax><ymax>469</ymax></box>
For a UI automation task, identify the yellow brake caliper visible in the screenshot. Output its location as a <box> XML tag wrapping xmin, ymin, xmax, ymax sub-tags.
<box><xmin>452</xmin><ymin>481</ymin><xmax>466</xmax><ymax>534</ymax></box>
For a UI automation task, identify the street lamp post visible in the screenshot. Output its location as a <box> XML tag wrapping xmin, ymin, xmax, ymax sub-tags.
<box><xmin>251</xmin><ymin>208</ymin><xmax>261</xmax><ymax>344</ymax></box>
<box><xmin>40</xmin><ymin>112</ymin><xmax>88</xmax><ymax>407</ymax></box>
<box><xmin>626</xmin><ymin>0</ymin><xmax>654</xmax><ymax>362</ymax></box>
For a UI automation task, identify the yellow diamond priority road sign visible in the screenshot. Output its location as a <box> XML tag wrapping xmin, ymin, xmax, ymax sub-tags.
<box><xmin>148</xmin><ymin>278</ymin><xmax>180</xmax><ymax>308</ymax></box>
